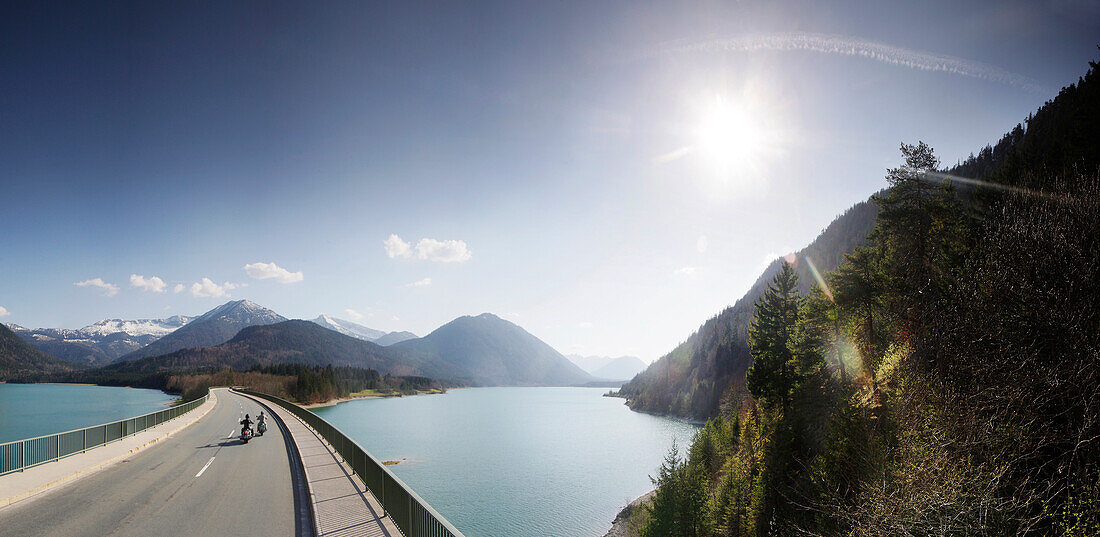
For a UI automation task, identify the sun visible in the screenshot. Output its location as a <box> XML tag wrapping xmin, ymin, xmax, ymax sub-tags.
<box><xmin>695</xmin><ymin>95</ymin><xmax>763</xmax><ymax>177</ymax></box>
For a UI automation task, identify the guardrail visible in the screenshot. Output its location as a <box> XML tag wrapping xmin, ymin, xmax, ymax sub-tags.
<box><xmin>0</xmin><ymin>393</ymin><xmax>208</xmax><ymax>477</ymax></box>
<box><xmin>236</xmin><ymin>388</ymin><xmax>465</xmax><ymax>537</ymax></box>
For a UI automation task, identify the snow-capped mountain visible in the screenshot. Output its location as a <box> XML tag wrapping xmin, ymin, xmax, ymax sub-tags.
<box><xmin>78</xmin><ymin>316</ymin><xmax>193</xmax><ymax>338</ymax></box>
<box><xmin>7</xmin><ymin>315</ymin><xmax>194</xmax><ymax>366</ymax></box>
<box><xmin>119</xmin><ymin>300</ymin><xmax>287</xmax><ymax>361</ymax></box>
<box><xmin>311</xmin><ymin>315</ymin><xmax>386</xmax><ymax>341</ymax></box>
<box><xmin>309</xmin><ymin>314</ymin><xmax>419</xmax><ymax>346</ymax></box>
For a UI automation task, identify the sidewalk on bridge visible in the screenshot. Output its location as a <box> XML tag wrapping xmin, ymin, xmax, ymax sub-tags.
<box><xmin>0</xmin><ymin>389</ymin><xmax>219</xmax><ymax>509</ymax></box>
<box><xmin>241</xmin><ymin>392</ymin><xmax>401</xmax><ymax>537</ymax></box>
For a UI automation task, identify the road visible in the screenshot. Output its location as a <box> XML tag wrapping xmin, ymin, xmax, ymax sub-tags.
<box><xmin>0</xmin><ymin>388</ymin><xmax>308</xmax><ymax>537</ymax></box>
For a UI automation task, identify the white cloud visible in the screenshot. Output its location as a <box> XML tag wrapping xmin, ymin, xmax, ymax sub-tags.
<box><xmin>243</xmin><ymin>262</ymin><xmax>303</xmax><ymax>284</ymax></box>
<box><xmin>697</xmin><ymin>235</ymin><xmax>708</xmax><ymax>253</ymax></box>
<box><xmin>74</xmin><ymin>278</ymin><xmax>120</xmax><ymax>297</ymax></box>
<box><xmin>662</xmin><ymin>32</ymin><xmax>1047</xmax><ymax>95</ymax></box>
<box><xmin>385</xmin><ymin>234</ymin><xmax>472</xmax><ymax>263</ymax></box>
<box><xmin>0</xmin><ymin>306</ymin><xmax>9</xmax><ymax>317</ymax></box>
<box><xmin>384</xmin><ymin>234</ymin><xmax>413</xmax><ymax>259</ymax></box>
<box><xmin>129</xmin><ymin>274</ymin><xmax>167</xmax><ymax>293</ymax></box>
<box><xmin>344</xmin><ymin>308</ymin><xmax>364</xmax><ymax>321</ymax></box>
<box><xmin>675</xmin><ymin>266</ymin><xmax>698</xmax><ymax>276</ymax></box>
<box><xmin>406</xmin><ymin>277</ymin><xmax>432</xmax><ymax>288</ymax></box>
<box><xmin>173</xmin><ymin>284</ymin><xmax>185</xmax><ymax>293</ymax></box>
<box><xmin>415</xmin><ymin>238</ymin><xmax>472</xmax><ymax>263</ymax></box>
<box><xmin>190</xmin><ymin>278</ymin><xmax>238</xmax><ymax>298</ymax></box>
<box><xmin>579</xmin><ymin>322</ymin><xmax>594</xmax><ymax>329</ymax></box>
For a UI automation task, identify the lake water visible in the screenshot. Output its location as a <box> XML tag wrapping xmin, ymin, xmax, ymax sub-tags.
<box><xmin>312</xmin><ymin>387</ymin><xmax>699</xmax><ymax>537</ymax></box>
<box><xmin>0</xmin><ymin>383</ymin><xmax>176</xmax><ymax>443</ymax></box>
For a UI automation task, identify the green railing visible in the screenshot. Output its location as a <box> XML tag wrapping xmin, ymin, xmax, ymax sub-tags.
<box><xmin>236</xmin><ymin>389</ymin><xmax>465</xmax><ymax>537</ymax></box>
<box><xmin>0</xmin><ymin>393</ymin><xmax>208</xmax><ymax>476</ymax></box>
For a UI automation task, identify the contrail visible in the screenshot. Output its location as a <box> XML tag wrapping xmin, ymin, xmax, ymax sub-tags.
<box><xmin>657</xmin><ymin>32</ymin><xmax>1047</xmax><ymax>95</ymax></box>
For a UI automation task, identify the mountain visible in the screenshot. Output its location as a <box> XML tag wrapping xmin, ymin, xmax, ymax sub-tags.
<box><xmin>567</xmin><ymin>354</ymin><xmax>647</xmax><ymax>380</ymax></box>
<box><xmin>310</xmin><ymin>315</ymin><xmax>387</xmax><ymax>341</ymax></box>
<box><xmin>394</xmin><ymin>313</ymin><xmax>594</xmax><ymax>386</ymax></box>
<box><xmin>619</xmin><ymin>199</ymin><xmax>879</xmax><ymax>419</ymax></box>
<box><xmin>0</xmin><ymin>323</ymin><xmax>77</xmax><ymax>380</ymax></box>
<box><xmin>119</xmin><ymin>300</ymin><xmax>286</xmax><ymax>361</ymax></box>
<box><xmin>372</xmin><ymin>331</ymin><xmax>418</xmax><ymax>346</ymax></box>
<box><xmin>309</xmin><ymin>315</ymin><xmax>417</xmax><ymax>345</ymax></box>
<box><xmin>95</xmin><ymin>311</ymin><xmax>591</xmax><ymax>386</ymax></box>
<box><xmin>591</xmin><ymin>356</ymin><xmax>647</xmax><ymax>381</ymax></box>
<box><xmin>566</xmin><ymin>354</ymin><xmax>615</xmax><ymax>373</ymax></box>
<box><xmin>7</xmin><ymin>316</ymin><xmax>193</xmax><ymax>366</ymax></box>
<box><xmin>101</xmin><ymin>320</ymin><xmax>445</xmax><ymax>378</ymax></box>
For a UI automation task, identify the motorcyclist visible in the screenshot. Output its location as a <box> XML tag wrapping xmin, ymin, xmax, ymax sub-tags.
<box><xmin>240</xmin><ymin>414</ymin><xmax>254</xmax><ymax>435</ymax></box>
<box><xmin>257</xmin><ymin>411</ymin><xmax>266</xmax><ymax>426</ymax></box>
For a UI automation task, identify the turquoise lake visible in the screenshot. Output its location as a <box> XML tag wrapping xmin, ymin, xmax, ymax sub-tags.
<box><xmin>0</xmin><ymin>383</ymin><xmax>176</xmax><ymax>443</ymax></box>
<box><xmin>312</xmin><ymin>387</ymin><xmax>699</xmax><ymax>537</ymax></box>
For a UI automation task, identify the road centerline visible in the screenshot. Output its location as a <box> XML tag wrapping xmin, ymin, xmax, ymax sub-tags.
<box><xmin>194</xmin><ymin>456</ymin><xmax>216</xmax><ymax>478</ymax></box>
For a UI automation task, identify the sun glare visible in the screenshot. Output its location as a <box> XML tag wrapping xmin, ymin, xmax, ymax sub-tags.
<box><xmin>693</xmin><ymin>94</ymin><xmax>768</xmax><ymax>182</ymax></box>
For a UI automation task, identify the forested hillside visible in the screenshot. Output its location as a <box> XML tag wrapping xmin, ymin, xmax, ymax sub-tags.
<box><xmin>0</xmin><ymin>324</ymin><xmax>77</xmax><ymax>380</ymax></box>
<box><xmin>631</xmin><ymin>60</ymin><xmax>1100</xmax><ymax>537</ymax></box>
<box><xmin>618</xmin><ymin>199</ymin><xmax>877</xmax><ymax>419</ymax></box>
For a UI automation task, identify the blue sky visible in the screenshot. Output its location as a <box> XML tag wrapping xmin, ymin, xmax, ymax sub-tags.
<box><xmin>2</xmin><ymin>1</ymin><xmax>1097</xmax><ymax>361</ymax></box>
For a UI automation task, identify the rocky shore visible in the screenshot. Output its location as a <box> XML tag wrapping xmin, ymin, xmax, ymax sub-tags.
<box><xmin>603</xmin><ymin>490</ymin><xmax>654</xmax><ymax>537</ymax></box>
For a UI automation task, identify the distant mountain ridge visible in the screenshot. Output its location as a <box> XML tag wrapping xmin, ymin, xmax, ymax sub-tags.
<box><xmin>119</xmin><ymin>300</ymin><xmax>286</xmax><ymax>361</ymax></box>
<box><xmin>311</xmin><ymin>315</ymin><xmax>386</xmax><ymax>341</ymax></box>
<box><xmin>567</xmin><ymin>354</ymin><xmax>647</xmax><ymax>381</ymax></box>
<box><xmin>102</xmin><ymin>319</ymin><xmax>442</xmax><ymax>378</ymax></box>
<box><xmin>7</xmin><ymin>316</ymin><xmax>193</xmax><ymax>366</ymax></box>
<box><xmin>372</xmin><ymin>331</ymin><xmax>418</xmax><ymax>346</ymax></box>
<box><xmin>103</xmin><ymin>313</ymin><xmax>591</xmax><ymax>386</ymax></box>
<box><xmin>394</xmin><ymin>313</ymin><xmax>593</xmax><ymax>385</ymax></box>
<box><xmin>309</xmin><ymin>315</ymin><xmax>417</xmax><ymax>345</ymax></box>
<box><xmin>592</xmin><ymin>356</ymin><xmax>647</xmax><ymax>381</ymax></box>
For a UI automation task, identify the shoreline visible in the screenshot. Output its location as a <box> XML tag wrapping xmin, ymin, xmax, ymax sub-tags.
<box><xmin>301</xmin><ymin>388</ymin><xmax>448</xmax><ymax>409</ymax></box>
<box><xmin>603</xmin><ymin>490</ymin><xmax>655</xmax><ymax>537</ymax></box>
<box><xmin>301</xmin><ymin>393</ymin><xmax>385</xmax><ymax>408</ymax></box>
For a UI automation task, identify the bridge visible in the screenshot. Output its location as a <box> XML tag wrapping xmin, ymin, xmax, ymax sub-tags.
<box><xmin>0</xmin><ymin>387</ymin><xmax>464</xmax><ymax>537</ymax></box>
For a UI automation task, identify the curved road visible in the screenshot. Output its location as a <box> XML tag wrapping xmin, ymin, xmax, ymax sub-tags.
<box><xmin>0</xmin><ymin>388</ymin><xmax>307</xmax><ymax>537</ymax></box>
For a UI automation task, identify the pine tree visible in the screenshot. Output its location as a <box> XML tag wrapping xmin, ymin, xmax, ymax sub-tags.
<box><xmin>830</xmin><ymin>246</ymin><xmax>888</xmax><ymax>383</ymax></box>
<box><xmin>747</xmin><ymin>261</ymin><xmax>801</xmax><ymax>412</ymax></box>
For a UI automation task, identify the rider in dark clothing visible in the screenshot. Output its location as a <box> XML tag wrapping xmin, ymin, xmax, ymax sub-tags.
<box><xmin>240</xmin><ymin>414</ymin><xmax>254</xmax><ymax>435</ymax></box>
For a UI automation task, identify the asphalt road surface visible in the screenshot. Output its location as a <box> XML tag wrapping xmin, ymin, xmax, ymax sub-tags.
<box><xmin>0</xmin><ymin>388</ymin><xmax>309</xmax><ymax>537</ymax></box>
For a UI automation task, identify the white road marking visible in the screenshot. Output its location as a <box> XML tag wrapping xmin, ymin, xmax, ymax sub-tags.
<box><xmin>195</xmin><ymin>456</ymin><xmax>215</xmax><ymax>478</ymax></box>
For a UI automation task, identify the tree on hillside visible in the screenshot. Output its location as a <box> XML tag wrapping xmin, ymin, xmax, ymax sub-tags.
<box><xmin>747</xmin><ymin>261</ymin><xmax>802</xmax><ymax>412</ymax></box>
<box><xmin>830</xmin><ymin>246</ymin><xmax>889</xmax><ymax>384</ymax></box>
<box><xmin>873</xmin><ymin>142</ymin><xmax>967</xmax><ymax>373</ymax></box>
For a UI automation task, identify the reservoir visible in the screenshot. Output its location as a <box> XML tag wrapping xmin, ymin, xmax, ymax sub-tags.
<box><xmin>0</xmin><ymin>383</ymin><xmax>176</xmax><ymax>443</ymax></box>
<box><xmin>312</xmin><ymin>386</ymin><xmax>699</xmax><ymax>537</ymax></box>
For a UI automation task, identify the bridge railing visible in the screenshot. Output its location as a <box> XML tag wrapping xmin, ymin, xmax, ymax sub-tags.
<box><xmin>0</xmin><ymin>393</ymin><xmax>208</xmax><ymax>477</ymax></box>
<box><xmin>237</xmin><ymin>388</ymin><xmax>466</xmax><ymax>537</ymax></box>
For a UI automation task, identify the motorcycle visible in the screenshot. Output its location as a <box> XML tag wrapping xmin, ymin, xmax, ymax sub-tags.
<box><xmin>257</xmin><ymin>421</ymin><xmax>267</xmax><ymax>436</ymax></box>
<box><xmin>240</xmin><ymin>426</ymin><xmax>253</xmax><ymax>444</ymax></box>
